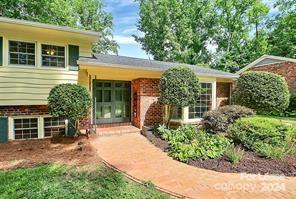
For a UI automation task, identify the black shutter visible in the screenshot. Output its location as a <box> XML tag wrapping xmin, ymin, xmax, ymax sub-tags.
<box><xmin>0</xmin><ymin>37</ymin><xmax>3</xmax><ymax>66</ymax></box>
<box><xmin>68</xmin><ymin>45</ymin><xmax>79</xmax><ymax>70</ymax></box>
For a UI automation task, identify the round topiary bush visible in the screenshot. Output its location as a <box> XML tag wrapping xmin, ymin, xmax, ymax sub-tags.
<box><xmin>233</xmin><ymin>71</ymin><xmax>289</xmax><ymax>113</ymax></box>
<box><xmin>286</xmin><ymin>92</ymin><xmax>296</xmax><ymax>116</ymax></box>
<box><xmin>48</xmin><ymin>84</ymin><xmax>91</xmax><ymax>134</ymax></box>
<box><xmin>159</xmin><ymin>65</ymin><xmax>201</xmax><ymax>126</ymax></box>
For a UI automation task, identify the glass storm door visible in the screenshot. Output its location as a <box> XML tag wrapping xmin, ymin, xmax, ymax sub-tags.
<box><xmin>93</xmin><ymin>80</ymin><xmax>131</xmax><ymax>124</ymax></box>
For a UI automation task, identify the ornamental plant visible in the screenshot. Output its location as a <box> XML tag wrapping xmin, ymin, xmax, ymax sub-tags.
<box><xmin>159</xmin><ymin>66</ymin><xmax>201</xmax><ymax>127</ymax></box>
<box><xmin>48</xmin><ymin>83</ymin><xmax>91</xmax><ymax>135</ymax></box>
<box><xmin>233</xmin><ymin>71</ymin><xmax>289</xmax><ymax>113</ymax></box>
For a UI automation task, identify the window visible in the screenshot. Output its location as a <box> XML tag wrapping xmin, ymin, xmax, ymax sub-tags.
<box><xmin>9</xmin><ymin>41</ymin><xmax>35</xmax><ymax>65</ymax></box>
<box><xmin>189</xmin><ymin>83</ymin><xmax>212</xmax><ymax>119</ymax></box>
<box><xmin>42</xmin><ymin>44</ymin><xmax>65</xmax><ymax>67</ymax></box>
<box><xmin>44</xmin><ymin>117</ymin><xmax>66</xmax><ymax>137</ymax></box>
<box><xmin>14</xmin><ymin>118</ymin><xmax>38</xmax><ymax>140</ymax></box>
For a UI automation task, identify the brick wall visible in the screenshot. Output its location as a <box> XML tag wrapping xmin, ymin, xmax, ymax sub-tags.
<box><xmin>0</xmin><ymin>105</ymin><xmax>49</xmax><ymax>116</ymax></box>
<box><xmin>248</xmin><ymin>61</ymin><xmax>296</xmax><ymax>92</ymax></box>
<box><xmin>216</xmin><ymin>82</ymin><xmax>231</xmax><ymax>107</ymax></box>
<box><xmin>0</xmin><ymin>105</ymin><xmax>88</xmax><ymax>130</ymax></box>
<box><xmin>132</xmin><ymin>78</ymin><xmax>163</xmax><ymax>128</ymax></box>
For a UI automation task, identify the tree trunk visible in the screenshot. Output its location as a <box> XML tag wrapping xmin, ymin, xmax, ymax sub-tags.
<box><xmin>166</xmin><ymin>105</ymin><xmax>173</xmax><ymax>129</ymax></box>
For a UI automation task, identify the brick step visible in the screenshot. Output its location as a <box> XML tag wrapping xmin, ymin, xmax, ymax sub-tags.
<box><xmin>95</xmin><ymin>125</ymin><xmax>140</xmax><ymax>137</ymax></box>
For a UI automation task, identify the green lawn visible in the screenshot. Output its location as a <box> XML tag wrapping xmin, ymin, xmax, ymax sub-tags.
<box><xmin>0</xmin><ymin>164</ymin><xmax>168</xmax><ymax>199</ymax></box>
<box><xmin>257</xmin><ymin>115</ymin><xmax>296</xmax><ymax>125</ymax></box>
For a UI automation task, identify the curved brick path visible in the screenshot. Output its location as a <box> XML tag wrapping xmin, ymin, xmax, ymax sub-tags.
<box><xmin>91</xmin><ymin>133</ymin><xmax>296</xmax><ymax>198</ymax></box>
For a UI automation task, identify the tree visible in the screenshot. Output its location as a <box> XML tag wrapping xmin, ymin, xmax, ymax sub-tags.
<box><xmin>212</xmin><ymin>0</ymin><xmax>269</xmax><ymax>72</ymax></box>
<box><xmin>135</xmin><ymin>0</ymin><xmax>215</xmax><ymax>65</ymax></box>
<box><xmin>0</xmin><ymin>0</ymin><xmax>118</xmax><ymax>54</ymax></box>
<box><xmin>268</xmin><ymin>13</ymin><xmax>296</xmax><ymax>58</ymax></box>
<box><xmin>233</xmin><ymin>71</ymin><xmax>290</xmax><ymax>113</ymax></box>
<box><xmin>48</xmin><ymin>84</ymin><xmax>92</xmax><ymax>135</ymax></box>
<box><xmin>159</xmin><ymin>66</ymin><xmax>201</xmax><ymax>127</ymax></box>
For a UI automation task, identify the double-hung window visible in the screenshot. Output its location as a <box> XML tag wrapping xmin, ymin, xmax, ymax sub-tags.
<box><xmin>9</xmin><ymin>41</ymin><xmax>35</xmax><ymax>65</ymax></box>
<box><xmin>42</xmin><ymin>44</ymin><xmax>65</xmax><ymax>68</ymax></box>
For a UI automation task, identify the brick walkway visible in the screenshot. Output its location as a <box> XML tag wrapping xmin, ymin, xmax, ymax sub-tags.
<box><xmin>91</xmin><ymin>132</ymin><xmax>296</xmax><ymax>199</ymax></box>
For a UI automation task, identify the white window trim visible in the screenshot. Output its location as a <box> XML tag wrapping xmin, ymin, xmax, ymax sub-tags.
<box><xmin>7</xmin><ymin>39</ymin><xmax>37</xmax><ymax>68</ymax></box>
<box><xmin>8</xmin><ymin>115</ymin><xmax>67</xmax><ymax>140</ymax></box>
<box><xmin>40</xmin><ymin>42</ymin><xmax>67</xmax><ymax>69</ymax></box>
<box><xmin>170</xmin><ymin>81</ymin><xmax>217</xmax><ymax>124</ymax></box>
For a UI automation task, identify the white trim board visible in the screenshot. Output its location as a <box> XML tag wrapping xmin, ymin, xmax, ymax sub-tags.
<box><xmin>237</xmin><ymin>55</ymin><xmax>296</xmax><ymax>74</ymax></box>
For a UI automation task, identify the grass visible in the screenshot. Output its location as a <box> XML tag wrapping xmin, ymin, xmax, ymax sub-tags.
<box><xmin>225</xmin><ymin>144</ymin><xmax>245</xmax><ymax>164</ymax></box>
<box><xmin>257</xmin><ymin>115</ymin><xmax>296</xmax><ymax>125</ymax></box>
<box><xmin>0</xmin><ymin>164</ymin><xmax>168</xmax><ymax>199</ymax></box>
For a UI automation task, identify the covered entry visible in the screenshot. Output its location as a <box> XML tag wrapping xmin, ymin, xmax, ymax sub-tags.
<box><xmin>93</xmin><ymin>80</ymin><xmax>131</xmax><ymax>124</ymax></box>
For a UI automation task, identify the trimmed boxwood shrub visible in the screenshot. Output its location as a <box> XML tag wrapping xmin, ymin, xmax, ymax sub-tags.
<box><xmin>48</xmin><ymin>84</ymin><xmax>91</xmax><ymax>135</ymax></box>
<box><xmin>158</xmin><ymin>125</ymin><xmax>230</xmax><ymax>161</ymax></box>
<box><xmin>203</xmin><ymin>105</ymin><xmax>255</xmax><ymax>133</ymax></box>
<box><xmin>233</xmin><ymin>71</ymin><xmax>290</xmax><ymax>113</ymax></box>
<box><xmin>159</xmin><ymin>66</ymin><xmax>201</xmax><ymax>127</ymax></box>
<box><xmin>286</xmin><ymin>92</ymin><xmax>296</xmax><ymax>116</ymax></box>
<box><xmin>229</xmin><ymin>117</ymin><xmax>295</xmax><ymax>159</ymax></box>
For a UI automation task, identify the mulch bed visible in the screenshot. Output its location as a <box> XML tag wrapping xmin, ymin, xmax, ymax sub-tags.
<box><xmin>0</xmin><ymin>135</ymin><xmax>101</xmax><ymax>171</ymax></box>
<box><xmin>144</xmin><ymin>131</ymin><xmax>296</xmax><ymax>177</ymax></box>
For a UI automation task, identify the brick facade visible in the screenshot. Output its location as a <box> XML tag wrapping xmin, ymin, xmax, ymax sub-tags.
<box><xmin>216</xmin><ymin>82</ymin><xmax>231</xmax><ymax>107</ymax></box>
<box><xmin>132</xmin><ymin>78</ymin><xmax>163</xmax><ymax>128</ymax></box>
<box><xmin>0</xmin><ymin>105</ymin><xmax>89</xmax><ymax>130</ymax></box>
<box><xmin>248</xmin><ymin>61</ymin><xmax>296</xmax><ymax>92</ymax></box>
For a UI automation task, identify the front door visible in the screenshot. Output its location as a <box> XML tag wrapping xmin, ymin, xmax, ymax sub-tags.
<box><xmin>93</xmin><ymin>80</ymin><xmax>131</xmax><ymax>124</ymax></box>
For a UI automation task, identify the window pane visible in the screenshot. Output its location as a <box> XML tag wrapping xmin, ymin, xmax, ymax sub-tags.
<box><xmin>41</xmin><ymin>44</ymin><xmax>65</xmax><ymax>68</ymax></box>
<box><xmin>188</xmin><ymin>83</ymin><xmax>212</xmax><ymax>119</ymax></box>
<box><xmin>103</xmin><ymin>90</ymin><xmax>111</xmax><ymax>102</ymax></box>
<box><xmin>115</xmin><ymin>90</ymin><xmax>123</xmax><ymax>101</ymax></box>
<box><xmin>103</xmin><ymin>106</ymin><xmax>111</xmax><ymax>118</ymax></box>
<box><xmin>9</xmin><ymin>41</ymin><xmax>35</xmax><ymax>66</ymax></box>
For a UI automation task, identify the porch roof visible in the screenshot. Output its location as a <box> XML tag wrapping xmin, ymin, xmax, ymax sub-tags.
<box><xmin>78</xmin><ymin>54</ymin><xmax>239</xmax><ymax>79</ymax></box>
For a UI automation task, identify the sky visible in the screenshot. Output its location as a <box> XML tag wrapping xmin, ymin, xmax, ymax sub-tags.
<box><xmin>104</xmin><ymin>0</ymin><xmax>279</xmax><ymax>60</ymax></box>
<box><xmin>104</xmin><ymin>0</ymin><xmax>149</xmax><ymax>59</ymax></box>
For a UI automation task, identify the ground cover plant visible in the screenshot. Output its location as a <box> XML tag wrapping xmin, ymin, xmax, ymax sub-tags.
<box><xmin>158</xmin><ymin>125</ymin><xmax>230</xmax><ymax>162</ymax></box>
<box><xmin>229</xmin><ymin>117</ymin><xmax>296</xmax><ymax>159</ymax></box>
<box><xmin>0</xmin><ymin>164</ymin><xmax>168</xmax><ymax>199</ymax></box>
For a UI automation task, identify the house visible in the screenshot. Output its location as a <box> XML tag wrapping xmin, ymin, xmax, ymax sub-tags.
<box><xmin>237</xmin><ymin>55</ymin><xmax>296</xmax><ymax>92</ymax></box>
<box><xmin>0</xmin><ymin>17</ymin><xmax>238</xmax><ymax>143</ymax></box>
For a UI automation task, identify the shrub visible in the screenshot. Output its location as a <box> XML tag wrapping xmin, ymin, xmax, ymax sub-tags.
<box><xmin>286</xmin><ymin>92</ymin><xmax>296</xmax><ymax>117</ymax></box>
<box><xmin>233</xmin><ymin>71</ymin><xmax>290</xmax><ymax>112</ymax></box>
<box><xmin>203</xmin><ymin>105</ymin><xmax>255</xmax><ymax>133</ymax></box>
<box><xmin>158</xmin><ymin>125</ymin><xmax>230</xmax><ymax>161</ymax></box>
<box><xmin>48</xmin><ymin>84</ymin><xmax>91</xmax><ymax>134</ymax></box>
<box><xmin>229</xmin><ymin>117</ymin><xmax>295</xmax><ymax>159</ymax></box>
<box><xmin>159</xmin><ymin>66</ymin><xmax>201</xmax><ymax>127</ymax></box>
<box><xmin>225</xmin><ymin>144</ymin><xmax>244</xmax><ymax>164</ymax></box>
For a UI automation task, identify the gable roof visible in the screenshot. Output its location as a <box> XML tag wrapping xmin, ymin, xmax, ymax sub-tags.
<box><xmin>78</xmin><ymin>54</ymin><xmax>239</xmax><ymax>79</ymax></box>
<box><xmin>237</xmin><ymin>55</ymin><xmax>296</xmax><ymax>74</ymax></box>
<box><xmin>0</xmin><ymin>17</ymin><xmax>99</xmax><ymax>37</ymax></box>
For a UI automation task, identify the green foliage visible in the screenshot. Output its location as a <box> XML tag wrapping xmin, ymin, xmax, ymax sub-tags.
<box><xmin>158</xmin><ymin>125</ymin><xmax>230</xmax><ymax>161</ymax></box>
<box><xmin>233</xmin><ymin>71</ymin><xmax>290</xmax><ymax>112</ymax></box>
<box><xmin>0</xmin><ymin>0</ymin><xmax>118</xmax><ymax>54</ymax></box>
<box><xmin>286</xmin><ymin>92</ymin><xmax>296</xmax><ymax>116</ymax></box>
<box><xmin>268</xmin><ymin>12</ymin><xmax>296</xmax><ymax>59</ymax></box>
<box><xmin>159</xmin><ymin>66</ymin><xmax>201</xmax><ymax>107</ymax></box>
<box><xmin>159</xmin><ymin>66</ymin><xmax>201</xmax><ymax>127</ymax></box>
<box><xmin>203</xmin><ymin>105</ymin><xmax>255</xmax><ymax>133</ymax></box>
<box><xmin>229</xmin><ymin>117</ymin><xmax>296</xmax><ymax>159</ymax></box>
<box><xmin>0</xmin><ymin>164</ymin><xmax>168</xmax><ymax>199</ymax></box>
<box><xmin>225</xmin><ymin>144</ymin><xmax>245</xmax><ymax>164</ymax></box>
<box><xmin>48</xmin><ymin>84</ymin><xmax>91</xmax><ymax>120</ymax></box>
<box><xmin>136</xmin><ymin>0</ymin><xmax>214</xmax><ymax>64</ymax></box>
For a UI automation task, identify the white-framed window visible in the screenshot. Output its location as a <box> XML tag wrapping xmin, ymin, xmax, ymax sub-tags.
<box><xmin>13</xmin><ymin>118</ymin><xmax>38</xmax><ymax>140</ymax></box>
<box><xmin>9</xmin><ymin>40</ymin><xmax>35</xmax><ymax>66</ymax></box>
<box><xmin>41</xmin><ymin>44</ymin><xmax>65</xmax><ymax>68</ymax></box>
<box><xmin>10</xmin><ymin>116</ymin><xmax>67</xmax><ymax>140</ymax></box>
<box><xmin>44</xmin><ymin>117</ymin><xmax>66</xmax><ymax>137</ymax></box>
<box><xmin>188</xmin><ymin>83</ymin><xmax>212</xmax><ymax>119</ymax></box>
